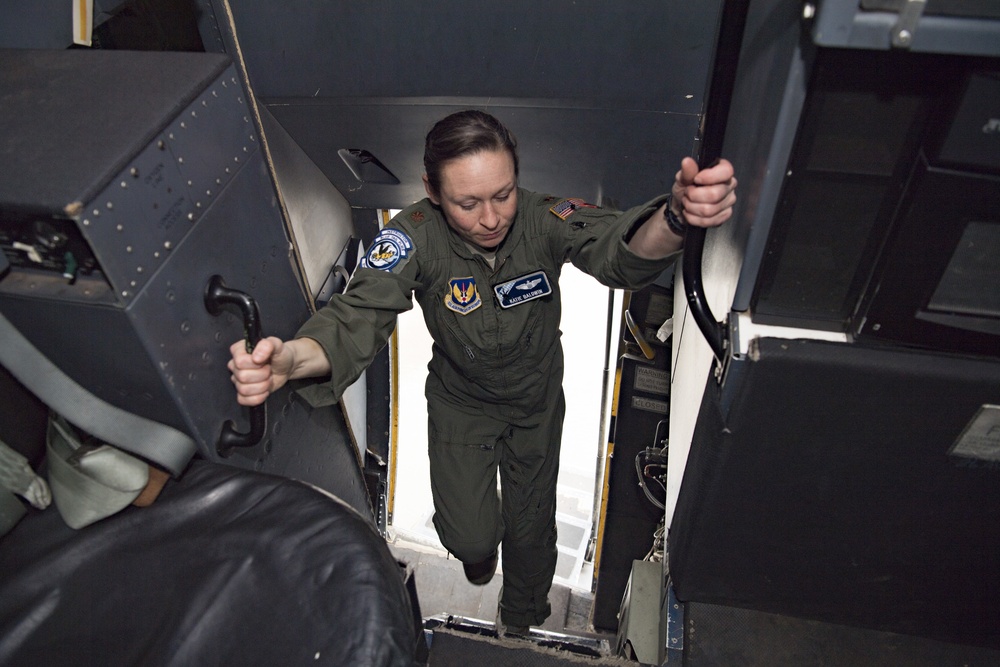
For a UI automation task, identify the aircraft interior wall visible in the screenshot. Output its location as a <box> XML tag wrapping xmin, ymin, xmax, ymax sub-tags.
<box><xmin>4</xmin><ymin>0</ymin><xmax>1000</xmax><ymax>664</ymax></box>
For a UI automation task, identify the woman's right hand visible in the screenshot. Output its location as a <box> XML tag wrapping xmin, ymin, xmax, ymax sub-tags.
<box><xmin>228</xmin><ymin>336</ymin><xmax>294</xmax><ymax>406</ymax></box>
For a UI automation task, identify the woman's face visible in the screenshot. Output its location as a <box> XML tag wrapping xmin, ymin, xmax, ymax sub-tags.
<box><xmin>424</xmin><ymin>148</ymin><xmax>518</xmax><ymax>251</ymax></box>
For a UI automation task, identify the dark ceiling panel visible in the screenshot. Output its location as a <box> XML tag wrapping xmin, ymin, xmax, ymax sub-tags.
<box><xmin>229</xmin><ymin>1</ymin><xmax>718</xmax><ymax>113</ymax></box>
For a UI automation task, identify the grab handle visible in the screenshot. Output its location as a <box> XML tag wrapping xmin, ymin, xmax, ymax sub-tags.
<box><xmin>204</xmin><ymin>274</ymin><xmax>266</xmax><ymax>457</ymax></box>
<box><xmin>681</xmin><ymin>0</ymin><xmax>750</xmax><ymax>363</ymax></box>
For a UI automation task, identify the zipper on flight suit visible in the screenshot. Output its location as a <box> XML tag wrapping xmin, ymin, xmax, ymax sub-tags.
<box><xmin>445</xmin><ymin>252</ymin><xmax>502</xmax><ymax>365</ymax></box>
<box><xmin>483</xmin><ymin>253</ymin><xmax>510</xmax><ymax>401</ymax></box>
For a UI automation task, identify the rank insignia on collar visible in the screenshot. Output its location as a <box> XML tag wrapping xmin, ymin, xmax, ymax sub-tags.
<box><xmin>445</xmin><ymin>277</ymin><xmax>482</xmax><ymax>315</ymax></box>
<box><xmin>549</xmin><ymin>198</ymin><xmax>597</xmax><ymax>220</ymax></box>
<box><xmin>493</xmin><ymin>270</ymin><xmax>552</xmax><ymax>309</ymax></box>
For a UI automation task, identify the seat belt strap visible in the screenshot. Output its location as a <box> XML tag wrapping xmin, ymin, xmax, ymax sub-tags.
<box><xmin>0</xmin><ymin>312</ymin><xmax>196</xmax><ymax>476</ymax></box>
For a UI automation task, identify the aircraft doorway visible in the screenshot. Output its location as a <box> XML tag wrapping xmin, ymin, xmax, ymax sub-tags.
<box><xmin>389</xmin><ymin>259</ymin><xmax>618</xmax><ymax>593</ymax></box>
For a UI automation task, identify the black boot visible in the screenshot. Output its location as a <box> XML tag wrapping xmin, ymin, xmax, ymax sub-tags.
<box><xmin>462</xmin><ymin>551</ymin><xmax>498</xmax><ymax>585</ymax></box>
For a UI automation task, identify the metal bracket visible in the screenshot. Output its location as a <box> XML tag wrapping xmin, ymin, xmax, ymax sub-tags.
<box><xmin>665</xmin><ymin>580</ymin><xmax>685</xmax><ymax>660</ymax></box>
<box><xmin>890</xmin><ymin>0</ymin><xmax>927</xmax><ymax>48</ymax></box>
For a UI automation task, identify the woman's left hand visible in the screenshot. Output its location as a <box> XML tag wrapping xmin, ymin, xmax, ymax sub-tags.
<box><xmin>672</xmin><ymin>157</ymin><xmax>738</xmax><ymax>228</ymax></box>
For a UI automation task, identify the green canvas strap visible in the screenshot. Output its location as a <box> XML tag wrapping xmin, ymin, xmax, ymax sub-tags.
<box><xmin>0</xmin><ymin>312</ymin><xmax>196</xmax><ymax>476</ymax></box>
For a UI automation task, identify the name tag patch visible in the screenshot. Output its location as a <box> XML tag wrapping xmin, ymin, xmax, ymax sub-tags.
<box><xmin>493</xmin><ymin>270</ymin><xmax>552</xmax><ymax>309</ymax></box>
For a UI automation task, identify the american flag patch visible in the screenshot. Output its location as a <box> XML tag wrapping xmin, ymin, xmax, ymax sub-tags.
<box><xmin>549</xmin><ymin>198</ymin><xmax>597</xmax><ymax>220</ymax></box>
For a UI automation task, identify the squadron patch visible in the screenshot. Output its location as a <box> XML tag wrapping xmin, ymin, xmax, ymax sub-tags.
<box><xmin>549</xmin><ymin>198</ymin><xmax>598</xmax><ymax>221</ymax></box>
<box><xmin>360</xmin><ymin>228</ymin><xmax>413</xmax><ymax>273</ymax></box>
<box><xmin>493</xmin><ymin>270</ymin><xmax>552</xmax><ymax>309</ymax></box>
<box><xmin>445</xmin><ymin>277</ymin><xmax>482</xmax><ymax>315</ymax></box>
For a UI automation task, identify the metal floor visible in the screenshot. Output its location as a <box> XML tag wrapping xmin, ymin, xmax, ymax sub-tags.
<box><xmin>388</xmin><ymin>540</ymin><xmax>610</xmax><ymax>638</ymax></box>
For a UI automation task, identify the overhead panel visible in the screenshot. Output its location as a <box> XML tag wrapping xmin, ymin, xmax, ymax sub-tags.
<box><xmin>217</xmin><ymin>0</ymin><xmax>724</xmax><ymax>210</ymax></box>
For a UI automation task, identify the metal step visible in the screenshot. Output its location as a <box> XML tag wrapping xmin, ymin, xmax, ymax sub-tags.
<box><xmin>423</xmin><ymin>614</ymin><xmax>633</xmax><ymax>665</ymax></box>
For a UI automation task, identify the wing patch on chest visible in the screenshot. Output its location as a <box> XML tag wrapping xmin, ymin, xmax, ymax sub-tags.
<box><xmin>493</xmin><ymin>270</ymin><xmax>552</xmax><ymax>309</ymax></box>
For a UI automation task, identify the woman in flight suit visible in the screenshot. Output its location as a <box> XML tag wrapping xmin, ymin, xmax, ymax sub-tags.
<box><xmin>229</xmin><ymin>110</ymin><xmax>737</xmax><ymax>635</ymax></box>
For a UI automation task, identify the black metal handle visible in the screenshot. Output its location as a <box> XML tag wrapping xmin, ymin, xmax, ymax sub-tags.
<box><xmin>204</xmin><ymin>274</ymin><xmax>266</xmax><ymax>457</ymax></box>
<box><xmin>681</xmin><ymin>0</ymin><xmax>751</xmax><ymax>363</ymax></box>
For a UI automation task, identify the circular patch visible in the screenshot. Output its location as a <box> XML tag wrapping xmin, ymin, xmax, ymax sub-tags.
<box><xmin>360</xmin><ymin>228</ymin><xmax>414</xmax><ymax>273</ymax></box>
<box><xmin>365</xmin><ymin>238</ymin><xmax>403</xmax><ymax>271</ymax></box>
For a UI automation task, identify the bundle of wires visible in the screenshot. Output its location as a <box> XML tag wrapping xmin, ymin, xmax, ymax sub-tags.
<box><xmin>635</xmin><ymin>446</ymin><xmax>667</xmax><ymax>510</ymax></box>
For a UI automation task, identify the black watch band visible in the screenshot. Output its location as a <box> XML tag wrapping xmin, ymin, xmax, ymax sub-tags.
<box><xmin>664</xmin><ymin>194</ymin><xmax>688</xmax><ymax>236</ymax></box>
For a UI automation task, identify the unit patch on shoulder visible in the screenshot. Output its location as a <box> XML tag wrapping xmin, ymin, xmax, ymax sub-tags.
<box><xmin>445</xmin><ymin>277</ymin><xmax>482</xmax><ymax>315</ymax></box>
<box><xmin>360</xmin><ymin>228</ymin><xmax>413</xmax><ymax>273</ymax></box>
<box><xmin>493</xmin><ymin>270</ymin><xmax>552</xmax><ymax>309</ymax></box>
<box><xmin>549</xmin><ymin>198</ymin><xmax>598</xmax><ymax>221</ymax></box>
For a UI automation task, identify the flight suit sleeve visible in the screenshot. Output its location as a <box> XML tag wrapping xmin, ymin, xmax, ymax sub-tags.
<box><xmin>531</xmin><ymin>191</ymin><xmax>679</xmax><ymax>289</ymax></box>
<box><xmin>294</xmin><ymin>232</ymin><xmax>422</xmax><ymax>408</ymax></box>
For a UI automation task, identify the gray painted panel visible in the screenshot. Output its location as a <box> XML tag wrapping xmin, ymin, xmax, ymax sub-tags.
<box><xmin>224</xmin><ymin>0</ymin><xmax>718</xmax><ymax>112</ymax></box>
<box><xmin>258</xmin><ymin>105</ymin><xmax>353</xmax><ymax>297</ymax></box>
<box><xmin>0</xmin><ymin>49</ymin><xmax>231</xmax><ymax>216</ymax></box>
<box><xmin>79</xmin><ymin>65</ymin><xmax>255</xmax><ymax>305</ymax></box>
<box><xmin>128</xmin><ymin>148</ymin><xmax>310</xmax><ymax>457</ymax></box>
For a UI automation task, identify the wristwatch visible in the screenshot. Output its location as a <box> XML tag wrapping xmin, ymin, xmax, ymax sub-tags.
<box><xmin>664</xmin><ymin>194</ymin><xmax>688</xmax><ymax>236</ymax></box>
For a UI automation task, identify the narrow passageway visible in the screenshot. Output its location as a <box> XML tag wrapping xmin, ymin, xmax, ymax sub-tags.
<box><xmin>391</xmin><ymin>264</ymin><xmax>612</xmax><ymax>593</ymax></box>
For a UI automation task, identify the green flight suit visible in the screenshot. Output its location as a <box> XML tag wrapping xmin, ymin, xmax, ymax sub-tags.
<box><xmin>296</xmin><ymin>188</ymin><xmax>677</xmax><ymax>627</ymax></box>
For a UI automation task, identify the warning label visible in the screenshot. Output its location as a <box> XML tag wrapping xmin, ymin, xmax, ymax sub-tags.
<box><xmin>634</xmin><ymin>366</ymin><xmax>669</xmax><ymax>396</ymax></box>
<box><xmin>632</xmin><ymin>396</ymin><xmax>669</xmax><ymax>414</ymax></box>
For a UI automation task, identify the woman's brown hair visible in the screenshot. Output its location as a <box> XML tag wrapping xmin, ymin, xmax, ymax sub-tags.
<box><xmin>423</xmin><ymin>110</ymin><xmax>519</xmax><ymax>197</ymax></box>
